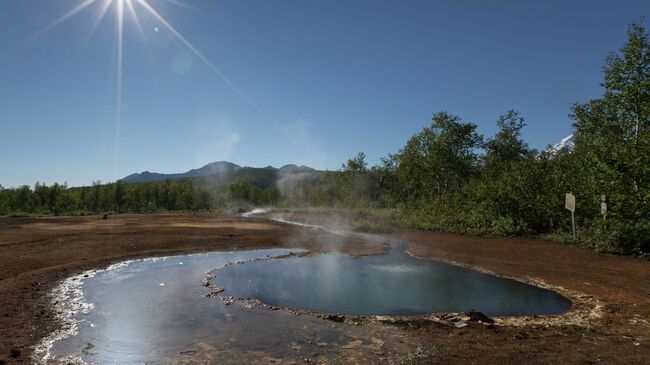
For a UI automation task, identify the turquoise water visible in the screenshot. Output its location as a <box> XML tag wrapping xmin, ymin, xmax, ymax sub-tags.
<box><xmin>212</xmin><ymin>245</ymin><xmax>571</xmax><ymax>317</ymax></box>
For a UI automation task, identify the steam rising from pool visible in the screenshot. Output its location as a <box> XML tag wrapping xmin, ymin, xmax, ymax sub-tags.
<box><xmin>368</xmin><ymin>263</ymin><xmax>425</xmax><ymax>273</ymax></box>
<box><xmin>241</xmin><ymin>208</ymin><xmax>269</xmax><ymax>217</ymax></box>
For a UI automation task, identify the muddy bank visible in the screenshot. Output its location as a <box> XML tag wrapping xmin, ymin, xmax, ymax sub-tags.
<box><xmin>1</xmin><ymin>212</ymin><xmax>649</xmax><ymax>363</ymax></box>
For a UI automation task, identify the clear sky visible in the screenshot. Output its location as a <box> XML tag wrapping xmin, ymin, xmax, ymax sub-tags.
<box><xmin>0</xmin><ymin>0</ymin><xmax>648</xmax><ymax>187</ymax></box>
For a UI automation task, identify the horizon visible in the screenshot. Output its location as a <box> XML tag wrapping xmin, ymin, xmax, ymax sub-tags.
<box><xmin>1</xmin><ymin>0</ymin><xmax>649</xmax><ymax>188</ymax></box>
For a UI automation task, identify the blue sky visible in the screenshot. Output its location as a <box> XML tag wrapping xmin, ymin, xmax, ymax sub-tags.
<box><xmin>0</xmin><ymin>0</ymin><xmax>648</xmax><ymax>187</ymax></box>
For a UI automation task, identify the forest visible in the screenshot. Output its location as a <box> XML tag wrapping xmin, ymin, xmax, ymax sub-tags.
<box><xmin>1</xmin><ymin>24</ymin><xmax>648</xmax><ymax>255</ymax></box>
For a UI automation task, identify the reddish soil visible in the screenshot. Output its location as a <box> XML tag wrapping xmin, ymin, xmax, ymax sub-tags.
<box><xmin>400</xmin><ymin>230</ymin><xmax>650</xmax><ymax>364</ymax></box>
<box><xmin>1</xmin><ymin>212</ymin><xmax>649</xmax><ymax>364</ymax></box>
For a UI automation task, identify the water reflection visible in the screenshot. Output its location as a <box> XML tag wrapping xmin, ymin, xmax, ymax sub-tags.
<box><xmin>212</xmin><ymin>247</ymin><xmax>572</xmax><ymax>317</ymax></box>
<box><xmin>48</xmin><ymin>242</ymin><xmax>571</xmax><ymax>363</ymax></box>
<box><xmin>49</xmin><ymin>249</ymin><xmax>425</xmax><ymax>364</ymax></box>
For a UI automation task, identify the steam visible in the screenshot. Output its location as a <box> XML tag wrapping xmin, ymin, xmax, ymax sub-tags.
<box><xmin>368</xmin><ymin>264</ymin><xmax>425</xmax><ymax>273</ymax></box>
<box><xmin>277</xmin><ymin>119</ymin><xmax>328</xmax><ymax>177</ymax></box>
<box><xmin>275</xmin><ymin>170</ymin><xmax>314</xmax><ymax>201</ymax></box>
<box><xmin>192</xmin><ymin>114</ymin><xmax>241</xmax><ymax>168</ymax></box>
<box><xmin>241</xmin><ymin>208</ymin><xmax>269</xmax><ymax>217</ymax></box>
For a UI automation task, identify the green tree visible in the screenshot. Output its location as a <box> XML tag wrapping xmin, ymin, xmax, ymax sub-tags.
<box><xmin>343</xmin><ymin>152</ymin><xmax>368</xmax><ymax>173</ymax></box>
<box><xmin>113</xmin><ymin>180</ymin><xmax>126</xmax><ymax>212</ymax></box>
<box><xmin>484</xmin><ymin>110</ymin><xmax>528</xmax><ymax>171</ymax></box>
<box><xmin>393</xmin><ymin>112</ymin><xmax>483</xmax><ymax>205</ymax></box>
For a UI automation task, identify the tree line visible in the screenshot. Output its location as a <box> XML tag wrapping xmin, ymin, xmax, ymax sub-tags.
<box><xmin>0</xmin><ymin>179</ymin><xmax>281</xmax><ymax>216</ymax></box>
<box><xmin>1</xmin><ymin>23</ymin><xmax>648</xmax><ymax>255</ymax></box>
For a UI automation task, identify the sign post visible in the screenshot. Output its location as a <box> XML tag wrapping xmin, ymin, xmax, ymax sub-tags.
<box><xmin>565</xmin><ymin>192</ymin><xmax>576</xmax><ymax>238</ymax></box>
<box><xmin>601</xmin><ymin>195</ymin><xmax>608</xmax><ymax>230</ymax></box>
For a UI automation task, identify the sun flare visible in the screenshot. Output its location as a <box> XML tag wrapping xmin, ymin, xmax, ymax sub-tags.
<box><xmin>34</xmin><ymin>0</ymin><xmax>261</xmax><ymax>169</ymax></box>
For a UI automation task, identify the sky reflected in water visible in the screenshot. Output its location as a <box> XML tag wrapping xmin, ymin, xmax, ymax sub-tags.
<box><xmin>49</xmin><ymin>244</ymin><xmax>570</xmax><ymax>363</ymax></box>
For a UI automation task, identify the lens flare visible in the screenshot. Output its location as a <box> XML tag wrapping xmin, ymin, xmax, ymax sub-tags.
<box><xmin>115</xmin><ymin>0</ymin><xmax>124</xmax><ymax>167</ymax></box>
<box><xmin>137</xmin><ymin>0</ymin><xmax>266</xmax><ymax>118</ymax></box>
<box><xmin>31</xmin><ymin>0</ymin><xmax>97</xmax><ymax>39</ymax></box>
<box><xmin>31</xmin><ymin>0</ymin><xmax>264</xmax><ymax>172</ymax></box>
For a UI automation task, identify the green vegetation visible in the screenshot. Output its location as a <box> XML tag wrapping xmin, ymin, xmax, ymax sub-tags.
<box><xmin>1</xmin><ymin>24</ymin><xmax>648</xmax><ymax>255</ymax></box>
<box><xmin>0</xmin><ymin>179</ymin><xmax>281</xmax><ymax>216</ymax></box>
<box><xmin>286</xmin><ymin>24</ymin><xmax>650</xmax><ymax>256</ymax></box>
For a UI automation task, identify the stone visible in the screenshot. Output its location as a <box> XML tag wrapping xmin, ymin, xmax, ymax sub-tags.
<box><xmin>453</xmin><ymin>321</ymin><xmax>468</xmax><ymax>329</ymax></box>
<box><xmin>206</xmin><ymin>287</ymin><xmax>225</xmax><ymax>297</ymax></box>
<box><xmin>325</xmin><ymin>313</ymin><xmax>345</xmax><ymax>322</ymax></box>
<box><xmin>466</xmin><ymin>310</ymin><xmax>494</xmax><ymax>324</ymax></box>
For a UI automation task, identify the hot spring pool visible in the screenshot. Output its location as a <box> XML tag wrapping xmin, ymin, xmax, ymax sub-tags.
<box><xmin>41</xmin><ymin>227</ymin><xmax>571</xmax><ymax>363</ymax></box>
<box><xmin>210</xmin><ymin>243</ymin><xmax>571</xmax><ymax>317</ymax></box>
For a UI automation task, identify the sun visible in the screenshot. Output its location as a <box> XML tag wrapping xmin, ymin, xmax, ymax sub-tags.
<box><xmin>34</xmin><ymin>0</ymin><xmax>263</xmax><ymax>170</ymax></box>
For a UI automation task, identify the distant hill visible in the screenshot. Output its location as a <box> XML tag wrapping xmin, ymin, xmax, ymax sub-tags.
<box><xmin>121</xmin><ymin>161</ymin><xmax>323</xmax><ymax>189</ymax></box>
<box><xmin>122</xmin><ymin>161</ymin><xmax>241</xmax><ymax>183</ymax></box>
<box><xmin>277</xmin><ymin>164</ymin><xmax>315</xmax><ymax>173</ymax></box>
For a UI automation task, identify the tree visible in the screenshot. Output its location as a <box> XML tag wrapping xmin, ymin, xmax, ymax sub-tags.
<box><xmin>15</xmin><ymin>185</ymin><xmax>33</xmax><ymax>213</ymax></box>
<box><xmin>484</xmin><ymin>110</ymin><xmax>528</xmax><ymax>171</ymax></box>
<box><xmin>343</xmin><ymin>152</ymin><xmax>368</xmax><ymax>173</ymax></box>
<box><xmin>113</xmin><ymin>180</ymin><xmax>126</xmax><ymax>212</ymax></box>
<box><xmin>393</xmin><ymin>112</ymin><xmax>483</xmax><ymax>205</ymax></box>
<box><xmin>370</xmin><ymin>155</ymin><xmax>398</xmax><ymax>204</ymax></box>
<box><xmin>228</xmin><ymin>180</ymin><xmax>262</xmax><ymax>204</ymax></box>
<box><xmin>89</xmin><ymin>181</ymin><xmax>101</xmax><ymax>212</ymax></box>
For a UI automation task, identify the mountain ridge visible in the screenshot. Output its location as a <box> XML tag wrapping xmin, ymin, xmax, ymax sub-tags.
<box><xmin>121</xmin><ymin>161</ymin><xmax>317</xmax><ymax>184</ymax></box>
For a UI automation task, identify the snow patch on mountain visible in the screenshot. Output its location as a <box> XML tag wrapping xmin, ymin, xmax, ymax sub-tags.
<box><xmin>549</xmin><ymin>134</ymin><xmax>575</xmax><ymax>154</ymax></box>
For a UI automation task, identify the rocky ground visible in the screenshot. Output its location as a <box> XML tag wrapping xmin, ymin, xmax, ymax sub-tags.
<box><xmin>0</xmin><ymin>212</ymin><xmax>649</xmax><ymax>364</ymax></box>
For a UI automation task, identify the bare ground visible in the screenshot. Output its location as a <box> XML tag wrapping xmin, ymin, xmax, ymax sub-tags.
<box><xmin>0</xmin><ymin>212</ymin><xmax>649</xmax><ymax>364</ymax></box>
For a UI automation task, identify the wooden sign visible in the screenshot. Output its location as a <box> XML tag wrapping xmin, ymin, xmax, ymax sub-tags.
<box><xmin>565</xmin><ymin>192</ymin><xmax>577</xmax><ymax>238</ymax></box>
<box><xmin>601</xmin><ymin>195</ymin><xmax>608</xmax><ymax>215</ymax></box>
<box><xmin>565</xmin><ymin>193</ymin><xmax>575</xmax><ymax>212</ymax></box>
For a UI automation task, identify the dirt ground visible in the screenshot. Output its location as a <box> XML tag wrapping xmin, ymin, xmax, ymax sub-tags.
<box><xmin>1</xmin><ymin>212</ymin><xmax>649</xmax><ymax>364</ymax></box>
